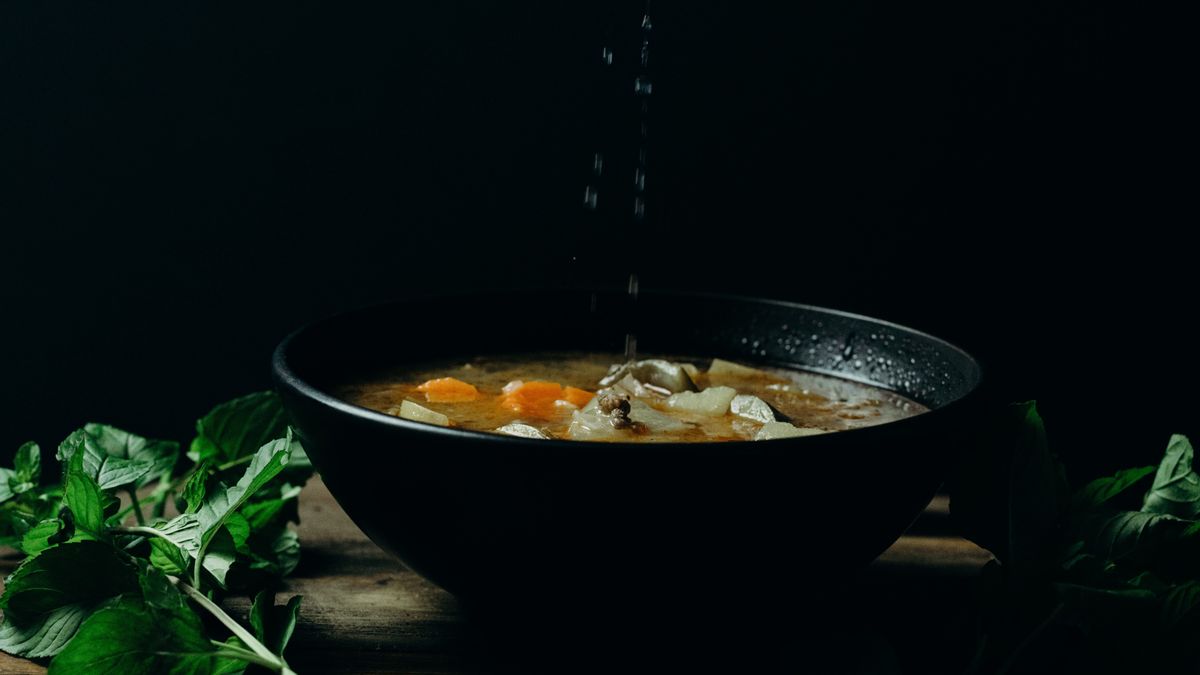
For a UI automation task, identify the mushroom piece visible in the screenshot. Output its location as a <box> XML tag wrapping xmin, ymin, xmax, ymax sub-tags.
<box><xmin>599</xmin><ymin>359</ymin><xmax>699</xmax><ymax>394</ymax></box>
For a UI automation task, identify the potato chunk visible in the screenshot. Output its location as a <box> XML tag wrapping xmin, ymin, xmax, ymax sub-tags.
<box><xmin>707</xmin><ymin>358</ymin><xmax>769</xmax><ymax>378</ymax></box>
<box><xmin>730</xmin><ymin>394</ymin><xmax>776</xmax><ymax>423</ymax></box>
<box><xmin>390</xmin><ymin>400</ymin><xmax>450</xmax><ymax>427</ymax></box>
<box><xmin>753</xmin><ymin>422</ymin><xmax>825</xmax><ymax>440</ymax></box>
<box><xmin>665</xmin><ymin>386</ymin><xmax>737</xmax><ymax>416</ymax></box>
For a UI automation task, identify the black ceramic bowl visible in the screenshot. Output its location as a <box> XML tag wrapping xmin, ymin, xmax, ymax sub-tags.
<box><xmin>272</xmin><ymin>289</ymin><xmax>984</xmax><ymax>615</ymax></box>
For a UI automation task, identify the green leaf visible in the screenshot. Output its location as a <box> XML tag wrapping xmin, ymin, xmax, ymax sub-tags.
<box><xmin>951</xmin><ymin>401</ymin><xmax>1064</xmax><ymax>576</ymax></box>
<box><xmin>47</xmin><ymin>597</ymin><xmax>241</xmax><ymax>675</ymax></box>
<box><xmin>0</xmin><ymin>541</ymin><xmax>140</xmax><ymax>658</ymax></box>
<box><xmin>211</xmin><ymin>639</ymin><xmax>251</xmax><ymax>675</ymax></box>
<box><xmin>1072</xmin><ymin>510</ymin><xmax>1200</xmax><ymax>579</ymax></box>
<box><xmin>0</xmin><ymin>604</ymin><xmax>93</xmax><ymax>658</ymax></box>
<box><xmin>1143</xmin><ymin>435</ymin><xmax>1200</xmax><ymax>518</ymax></box>
<box><xmin>249</xmin><ymin>591</ymin><xmax>302</xmax><ymax>658</ymax></box>
<box><xmin>0</xmin><ymin>494</ymin><xmax>61</xmax><ymax>544</ymax></box>
<box><xmin>63</xmin><ymin>450</ymin><xmax>116</xmax><ymax>538</ymax></box>
<box><xmin>182</xmin><ymin>459</ymin><xmax>213</xmax><ymax>514</ymax></box>
<box><xmin>190</xmin><ymin>392</ymin><xmax>288</xmax><ymax>465</ymax></box>
<box><xmin>149</xmin><ymin>538</ymin><xmax>189</xmax><ymax>576</ymax></box>
<box><xmin>57</xmin><ymin>425</ymin><xmax>179</xmax><ymax>490</ymax></box>
<box><xmin>225</xmin><ymin>512</ymin><xmax>252</xmax><ymax>553</ymax></box>
<box><xmin>0</xmin><ymin>540</ymin><xmax>139</xmax><ymax>615</ymax></box>
<box><xmin>12</xmin><ymin>442</ymin><xmax>41</xmax><ymax>493</ymax></box>
<box><xmin>1072</xmin><ymin>466</ymin><xmax>1156</xmax><ymax>513</ymax></box>
<box><xmin>0</xmin><ymin>468</ymin><xmax>15</xmax><ymax>503</ymax></box>
<box><xmin>20</xmin><ymin>517</ymin><xmax>69</xmax><ymax>556</ymax></box>
<box><xmin>137</xmin><ymin>565</ymin><xmax>188</xmax><ymax>613</ymax></box>
<box><xmin>250</xmin><ymin>528</ymin><xmax>300</xmax><ymax>579</ymax></box>
<box><xmin>200</xmin><ymin>528</ymin><xmax>241</xmax><ymax>587</ymax></box>
<box><xmin>159</xmin><ymin>431</ymin><xmax>297</xmax><ymax>588</ymax></box>
<box><xmin>1162</xmin><ymin>581</ymin><xmax>1200</xmax><ymax>628</ymax></box>
<box><xmin>194</xmin><ymin>433</ymin><xmax>296</xmax><ymax>559</ymax></box>
<box><xmin>240</xmin><ymin>484</ymin><xmax>302</xmax><ymax>532</ymax></box>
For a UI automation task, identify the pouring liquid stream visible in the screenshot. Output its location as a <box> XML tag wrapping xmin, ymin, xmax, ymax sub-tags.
<box><xmin>623</xmin><ymin>1</ymin><xmax>651</xmax><ymax>365</ymax></box>
<box><xmin>584</xmin><ymin>3</ymin><xmax>652</xmax><ymax>366</ymax></box>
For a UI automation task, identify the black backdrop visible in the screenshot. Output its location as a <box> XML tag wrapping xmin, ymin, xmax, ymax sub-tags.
<box><xmin>1</xmin><ymin>1</ymin><xmax>1189</xmax><ymax>478</ymax></box>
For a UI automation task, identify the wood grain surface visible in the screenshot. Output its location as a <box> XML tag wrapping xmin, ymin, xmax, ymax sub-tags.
<box><xmin>0</xmin><ymin>480</ymin><xmax>992</xmax><ymax>674</ymax></box>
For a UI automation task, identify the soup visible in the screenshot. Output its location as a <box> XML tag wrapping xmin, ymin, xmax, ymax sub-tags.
<box><xmin>338</xmin><ymin>353</ymin><xmax>926</xmax><ymax>442</ymax></box>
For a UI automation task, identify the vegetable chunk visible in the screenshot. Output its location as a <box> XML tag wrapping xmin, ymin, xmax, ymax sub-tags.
<box><xmin>500</xmin><ymin>381</ymin><xmax>593</xmax><ymax>419</ymax></box>
<box><xmin>495</xmin><ymin>422</ymin><xmax>551</xmax><ymax>439</ymax></box>
<box><xmin>391</xmin><ymin>400</ymin><xmax>450</xmax><ymax>427</ymax></box>
<box><xmin>599</xmin><ymin>359</ymin><xmax>698</xmax><ymax>393</ymax></box>
<box><xmin>665</xmin><ymin>386</ymin><xmax>738</xmax><ymax>416</ymax></box>
<box><xmin>754</xmin><ymin>422</ymin><xmax>824</xmax><ymax>440</ymax></box>
<box><xmin>731</xmin><ymin>394</ymin><xmax>778</xmax><ymax>423</ymax></box>
<box><xmin>708</xmin><ymin>358</ymin><xmax>770</xmax><ymax>378</ymax></box>
<box><xmin>561</xmin><ymin>386</ymin><xmax>595</xmax><ymax>408</ymax></box>
<box><xmin>416</xmin><ymin>377</ymin><xmax>479</xmax><ymax>403</ymax></box>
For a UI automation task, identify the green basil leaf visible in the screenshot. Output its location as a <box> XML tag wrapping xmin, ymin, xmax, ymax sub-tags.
<box><xmin>199</xmin><ymin>528</ymin><xmax>241</xmax><ymax>587</ymax></box>
<box><xmin>13</xmin><ymin>442</ymin><xmax>41</xmax><ymax>492</ymax></box>
<box><xmin>63</xmin><ymin>450</ymin><xmax>115</xmax><ymax>538</ymax></box>
<box><xmin>0</xmin><ymin>496</ymin><xmax>59</xmax><ymax>545</ymax></box>
<box><xmin>190</xmin><ymin>392</ymin><xmax>288</xmax><ymax>464</ymax></box>
<box><xmin>245</xmin><ymin>528</ymin><xmax>301</xmax><ymax>579</ymax></box>
<box><xmin>1162</xmin><ymin>581</ymin><xmax>1200</xmax><ymax>628</ymax></box>
<box><xmin>1072</xmin><ymin>465</ymin><xmax>1156</xmax><ymax>513</ymax></box>
<box><xmin>57</xmin><ymin>425</ymin><xmax>178</xmax><ymax>490</ymax></box>
<box><xmin>0</xmin><ymin>541</ymin><xmax>139</xmax><ymax>658</ymax></box>
<box><xmin>225</xmin><ymin>512</ymin><xmax>252</xmax><ymax>553</ymax></box>
<box><xmin>240</xmin><ymin>484</ymin><xmax>302</xmax><ymax>532</ymax></box>
<box><xmin>195</xmin><ymin>431</ymin><xmax>295</xmax><ymax>557</ymax></box>
<box><xmin>47</xmin><ymin>597</ymin><xmax>241</xmax><ymax>675</ymax></box>
<box><xmin>951</xmin><ymin>401</ymin><xmax>1064</xmax><ymax>576</ymax></box>
<box><xmin>0</xmin><ymin>603</ymin><xmax>93</xmax><ymax>659</ymax></box>
<box><xmin>0</xmin><ymin>540</ymin><xmax>139</xmax><ymax>615</ymax></box>
<box><xmin>1143</xmin><ymin>435</ymin><xmax>1200</xmax><ymax>518</ymax></box>
<box><xmin>182</xmin><ymin>459</ymin><xmax>213</xmax><ymax>514</ymax></box>
<box><xmin>0</xmin><ymin>468</ymin><xmax>15</xmax><ymax>504</ymax></box>
<box><xmin>20</xmin><ymin>517</ymin><xmax>68</xmax><ymax>556</ymax></box>
<box><xmin>249</xmin><ymin>591</ymin><xmax>302</xmax><ymax>658</ymax></box>
<box><xmin>148</xmin><ymin>538</ymin><xmax>189</xmax><ymax>576</ymax></box>
<box><xmin>137</xmin><ymin>565</ymin><xmax>188</xmax><ymax>613</ymax></box>
<box><xmin>1072</xmin><ymin>510</ymin><xmax>1200</xmax><ymax>580</ymax></box>
<box><xmin>155</xmin><ymin>430</ymin><xmax>296</xmax><ymax>588</ymax></box>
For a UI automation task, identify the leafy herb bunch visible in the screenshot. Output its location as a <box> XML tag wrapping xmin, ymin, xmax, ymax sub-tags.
<box><xmin>0</xmin><ymin>392</ymin><xmax>311</xmax><ymax>674</ymax></box>
<box><xmin>954</xmin><ymin>402</ymin><xmax>1200</xmax><ymax>673</ymax></box>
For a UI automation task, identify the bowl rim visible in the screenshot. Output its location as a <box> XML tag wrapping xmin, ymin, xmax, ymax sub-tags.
<box><xmin>272</xmin><ymin>288</ymin><xmax>984</xmax><ymax>451</ymax></box>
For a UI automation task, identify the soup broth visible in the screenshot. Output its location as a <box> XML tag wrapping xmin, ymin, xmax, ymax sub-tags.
<box><xmin>339</xmin><ymin>352</ymin><xmax>926</xmax><ymax>443</ymax></box>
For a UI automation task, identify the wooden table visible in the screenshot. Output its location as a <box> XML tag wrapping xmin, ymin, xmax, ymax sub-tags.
<box><xmin>0</xmin><ymin>478</ymin><xmax>993</xmax><ymax>674</ymax></box>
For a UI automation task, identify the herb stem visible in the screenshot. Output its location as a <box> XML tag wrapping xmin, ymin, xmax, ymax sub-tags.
<box><xmin>177</xmin><ymin>579</ymin><xmax>288</xmax><ymax>672</ymax></box>
<box><xmin>211</xmin><ymin>640</ymin><xmax>287</xmax><ymax>671</ymax></box>
<box><xmin>126</xmin><ymin>488</ymin><xmax>146</xmax><ymax>525</ymax></box>
<box><xmin>112</xmin><ymin>525</ymin><xmax>171</xmax><ymax>539</ymax></box>
<box><xmin>216</xmin><ymin>454</ymin><xmax>255</xmax><ymax>472</ymax></box>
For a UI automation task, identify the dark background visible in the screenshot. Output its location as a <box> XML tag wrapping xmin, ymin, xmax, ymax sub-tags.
<box><xmin>0</xmin><ymin>1</ymin><xmax>1189</xmax><ymax>478</ymax></box>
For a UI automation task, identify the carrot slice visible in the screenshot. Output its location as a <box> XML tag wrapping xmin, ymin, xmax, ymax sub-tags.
<box><xmin>561</xmin><ymin>386</ymin><xmax>595</xmax><ymax>407</ymax></box>
<box><xmin>416</xmin><ymin>377</ymin><xmax>480</xmax><ymax>403</ymax></box>
<box><xmin>500</xmin><ymin>380</ymin><xmax>565</xmax><ymax>419</ymax></box>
